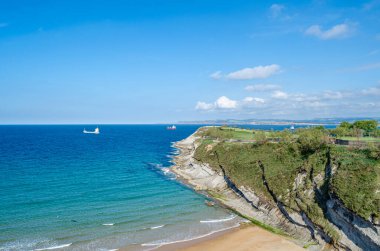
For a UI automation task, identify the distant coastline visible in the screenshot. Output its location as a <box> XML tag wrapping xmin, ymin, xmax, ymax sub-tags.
<box><xmin>176</xmin><ymin>117</ymin><xmax>380</xmax><ymax>126</ymax></box>
<box><xmin>177</xmin><ymin>121</ymin><xmax>335</xmax><ymax>126</ymax></box>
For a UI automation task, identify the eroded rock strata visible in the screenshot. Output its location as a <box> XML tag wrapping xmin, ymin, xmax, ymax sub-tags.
<box><xmin>172</xmin><ymin>129</ymin><xmax>380</xmax><ymax>251</ymax></box>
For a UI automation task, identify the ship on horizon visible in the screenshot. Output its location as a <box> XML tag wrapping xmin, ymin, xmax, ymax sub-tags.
<box><xmin>167</xmin><ymin>125</ymin><xmax>176</xmax><ymax>130</ymax></box>
<box><xmin>83</xmin><ymin>127</ymin><xmax>100</xmax><ymax>134</ymax></box>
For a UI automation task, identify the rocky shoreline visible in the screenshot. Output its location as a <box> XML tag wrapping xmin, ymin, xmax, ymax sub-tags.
<box><xmin>171</xmin><ymin>128</ymin><xmax>380</xmax><ymax>251</ymax></box>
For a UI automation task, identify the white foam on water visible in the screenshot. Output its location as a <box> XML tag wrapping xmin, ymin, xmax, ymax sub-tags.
<box><xmin>200</xmin><ymin>215</ymin><xmax>236</xmax><ymax>223</ymax></box>
<box><xmin>162</xmin><ymin>168</ymin><xmax>170</xmax><ymax>174</ymax></box>
<box><xmin>150</xmin><ymin>225</ymin><xmax>165</xmax><ymax>229</ymax></box>
<box><xmin>161</xmin><ymin>167</ymin><xmax>176</xmax><ymax>179</ymax></box>
<box><xmin>34</xmin><ymin>243</ymin><xmax>72</xmax><ymax>250</ymax></box>
<box><xmin>151</xmin><ymin>163</ymin><xmax>163</xmax><ymax>168</ymax></box>
<box><xmin>102</xmin><ymin>223</ymin><xmax>114</xmax><ymax>226</ymax></box>
<box><xmin>0</xmin><ymin>238</ymin><xmax>50</xmax><ymax>251</ymax></box>
<box><xmin>141</xmin><ymin>224</ymin><xmax>240</xmax><ymax>247</ymax></box>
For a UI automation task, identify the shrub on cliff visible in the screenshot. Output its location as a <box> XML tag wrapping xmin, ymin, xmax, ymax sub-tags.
<box><xmin>254</xmin><ymin>131</ymin><xmax>267</xmax><ymax>144</ymax></box>
<box><xmin>366</xmin><ymin>143</ymin><xmax>380</xmax><ymax>160</ymax></box>
<box><xmin>330</xmin><ymin>146</ymin><xmax>380</xmax><ymax>220</ymax></box>
<box><xmin>297</xmin><ymin>129</ymin><xmax>329</xmax><ymax>155</ymax></box>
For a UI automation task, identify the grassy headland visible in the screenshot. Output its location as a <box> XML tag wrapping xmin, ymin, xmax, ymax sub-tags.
<box><xmin>193</xmin><ymin>124</ymin><xmax>380</xmax><ymax>244</ymax></box>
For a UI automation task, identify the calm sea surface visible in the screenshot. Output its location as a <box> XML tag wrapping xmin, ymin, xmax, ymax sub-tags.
<box><xmin>0</xmin><ymin>124</ymin><xmax>334</xmax><ymax>250</ymax></box>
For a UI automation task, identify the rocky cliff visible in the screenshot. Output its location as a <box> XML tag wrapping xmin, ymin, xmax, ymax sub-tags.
<box><xmin>172</xmin><ymin>128</ymin><xmax>380</xmax><ymax>251</ymax></box>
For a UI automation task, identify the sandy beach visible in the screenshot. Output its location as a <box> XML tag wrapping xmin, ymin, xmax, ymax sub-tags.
<box><xmin>153</xmin><ymin>224</ymin><xmax>305</xmax><ymax>251</ymax></box>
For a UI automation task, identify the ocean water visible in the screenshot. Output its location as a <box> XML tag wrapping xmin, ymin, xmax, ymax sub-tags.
<box><xmin>0</xmin><ymin>124</ymin><xmax>335</xmax><ymax>251</ymax></box>
<box><xmin>0</xmin><ymin>125</ymin><xmax>243</xmax><ymax>251</ymax></box>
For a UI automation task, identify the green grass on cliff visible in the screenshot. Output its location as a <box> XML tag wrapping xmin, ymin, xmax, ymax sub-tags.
<box><xmin>330</xmin><ymin>146</ymin><xmax>380</xmax><ymax>221</ymax></box>
<box><xmin>337</xmin><ymin>136</ymin><xmax>380</xmax><ymax>142</ymax></box>
<box><xmin>194</xmin><ymin>140</ymin><xmax>303</xmax><ymax>204</ymax></box>
<box><xmin>194</xmin><ymin>126</ymin><xmax>380</xmax><ymax>241</ymax></box>
<box><xmin>200</xmin><ymin>126</ymin><xmax>255</xmax><ymax>140</ymax></box>
<box><xmin>198</xmin><ymin>126</ymin><xmax>296</xmax><ymax>141</ymax></box>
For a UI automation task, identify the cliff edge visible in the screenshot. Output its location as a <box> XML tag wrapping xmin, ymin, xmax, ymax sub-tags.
<box><xmin>172</xmin><ymin>127</ymin><xmax>380</xmax><ymax>251</ymax></box>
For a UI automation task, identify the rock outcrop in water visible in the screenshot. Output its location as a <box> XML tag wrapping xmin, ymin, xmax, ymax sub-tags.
<box><xmin>172</xmin><ymin>128</ymin><xmax>380</xmax><ymax>251</ymax></box>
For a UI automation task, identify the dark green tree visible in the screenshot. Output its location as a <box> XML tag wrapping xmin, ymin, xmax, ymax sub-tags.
<box><xmin>340</xmin><ymin>121</ymin><xmax>352</xmax><ymax>129</ymax></box>
<box><xmin>352</xmin><ymin>120</ymin><xmax>378</xmax><ymax>135</ymax></box>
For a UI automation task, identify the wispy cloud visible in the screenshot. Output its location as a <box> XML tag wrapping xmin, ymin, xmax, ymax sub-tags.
<box><xmin>368</xmin><ymin>49</ymin><xmax>379</xmax><ymax>56</ymax></box>
<box><xmin>209</xmin><ymin>71</ymin><xmax>223</xmax><ymax>80</ymax></box>
<box><xmin>211</xmin><ymin>65</ymin><xmax>281</xmax><ymax>80</ymax></box>
<box><xmin>343</xmin><ymin>62</ymin><xmax>380</xmax><ymax>72</ymax></box>
<box><xmin>363</xmin><ymin>0</ymin><xmax>380</xmax><ymax>11</ymax></box>
<box><xmin>271</xmin><ymin>90</ymin><xmax>289</xmax><ymax>99</ymax></box>
<box><xmin>195</xmin><ymin>101</ymin><xmax>214</xmax><ymax>111</ymax></box>
<box><xmin>362</xmin><ymin>85</ymin><xmax>380</xmax><ymax>96</ymax></box>
<box><xmin>226</xmin><ymin>64</ymin><xmax>281</xmax><ymax>80</ymax></box>
<box><xmin>305</xmin><ymin>23</ymin><xmax>355</xmax><ymax>40</ymax></box>
<box><xmin>243</xmin><ymin>97</ymin><xmax>265</xmax><ymax>103</ymax></box>
<box><xmin>270</xmin><ymin>4</ymin><xmax>285</xmax><ymax>18</ymax></box>
<box><xmin>245</xmin><ymin>84</ymin><xmax>280</xmax><ymax>92</ymax></box>
<box><xmin>322</xmin><ymin>91</ymin><xmax>344</xmax><ymax>100</ymax></box>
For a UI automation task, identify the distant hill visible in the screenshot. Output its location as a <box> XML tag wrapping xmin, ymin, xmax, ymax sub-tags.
<box><xmin>177</xmin><ymin>117</ymin><xmax>380</xmax><ymax>125</ymax></box>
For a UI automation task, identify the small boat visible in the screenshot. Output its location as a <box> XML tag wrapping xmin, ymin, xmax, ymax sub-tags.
<box><xmin>290</xmin><ymin>125</ymin><xmax>295</xmax><ymax>130</ymax></box>
<box><xmin>167</xmin><ymin>125</ymin><xmax>176</xmax><ymax>130</ymax></box>
<box><xmin>83</xmin><ymin>127</ymin><xmax>100</xmax><ymax>134</ymax></box>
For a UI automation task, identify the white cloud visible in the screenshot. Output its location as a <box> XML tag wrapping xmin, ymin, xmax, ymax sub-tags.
<box><xmin>227</xmin><ymin>64</ymin><xmax>281</xmax><ymax>80</ymax></box>
<box><xmin>362</xmin><ymin>85</ymin><xmax>380</xmax><ymax>96</ymax></box>
<box><xmin>210</xmin><ymin>71</ymin><xmax>223</xmax><ymax>80</ymax></box>
<box><xmin>270</xmin><ymin>4</ymin><xmax>285</xmax><ymax>18</ymax></box>
<box><xmin>195</xmin><ymin>96</ymin><xmax>237</xmax><ymax>111</ymax></box>
<box><xmin>304</xmin><ymin>101</ymin><xmax>327</xmax><ymax>108</ymax></box>
<box><xmin>305</xmin><ymin>23</ymin><xmax>354</xmax><ymax>40</ymax></box>
<box><xmin>194</xmin><ymin>84</ymin><xmax>380</xmax><ymax>118</ymax></box>
<box><xmin>215</xmin><ymin>96</ymin><xmax>237</xmax><ymax>109</ymax></box>
<box><xmin>271</xmin><ymin>91</ymin><xmax>288</xmax><ymax>99</ymax></box>
<box><xmin>243</xmin><ymin>97</ymin><xmax>265</xmax><ymax>103</ymax></box>
<box><xmin>243</xmin><ymin>97</ymin><xmax>254</xmax><ymax>102</ymax></box>
<box><xmin>323</xmin><ymin>91</ymin><xmax>344</xmax><ymax>99</ymax></box>
<box><xmin>291</xmin><ymin>93</ymin><xmax>321</xmax><ymax>102</ymax></box>
<box><xmin>245</xmin><ymin>84</ymin><xmax>280</xmax><ymax>92</ymax></box>
<box><xmin>195</xmin><ymin>101</ymin><xmax>214</xmax><ymax>111</ymax></box>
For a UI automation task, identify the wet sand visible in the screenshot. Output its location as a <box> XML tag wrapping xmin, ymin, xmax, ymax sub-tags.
<box><xmin>153</xmin><ymin>225</ymin><xmax>305</xmax><ymax>251</ymax></box>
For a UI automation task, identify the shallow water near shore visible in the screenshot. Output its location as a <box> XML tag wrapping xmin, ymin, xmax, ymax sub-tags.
<box><xmin>0</xmin><ymin>124</ymin><xmax>329</xmax><ymax>250</ymax></box>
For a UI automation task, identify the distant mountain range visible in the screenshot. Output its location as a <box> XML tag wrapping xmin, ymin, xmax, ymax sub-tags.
<box><xmin>177</xmin><ymin>117</ymin><xmax>380</xmax><ymax>125</ymax></box>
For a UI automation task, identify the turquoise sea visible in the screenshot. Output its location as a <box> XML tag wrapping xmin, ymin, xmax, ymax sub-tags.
<box><xmin>0</xmin><ymin>124</ymin><xmax>335</xmax><ymax>250</ymax></box>
<box><xmin>0</xmin><ymin>125</ymin><xmax>244</xmax><ymax>251</ymax></box>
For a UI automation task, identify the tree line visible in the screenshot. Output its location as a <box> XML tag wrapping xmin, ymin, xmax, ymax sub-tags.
<box><xmin>331</xmin><ymin>120</ymin><xmax>379</xmax><ymax>138</ymax></box>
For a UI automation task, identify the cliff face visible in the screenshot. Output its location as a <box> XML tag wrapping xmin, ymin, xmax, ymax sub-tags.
<box><xmin>172</xmin><ymin>129</ymin><xmax>380</xmax><ymax>251</ymax></box>
<box><xmin>326</xmin><ymin>199</ymin><xmax>380</xmax><ymax>250</ymax></box>
<box><xmin>172</xmin><ymin>132</ymin><xmax>316</xmax><ymax>245</ymax></box>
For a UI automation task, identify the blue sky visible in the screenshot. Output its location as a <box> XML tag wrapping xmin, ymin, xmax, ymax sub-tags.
<box><xmin>0</xmin><ymin>0</ymin><xmax>380</xmax><ymax>123</ymax></box>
